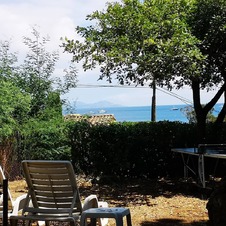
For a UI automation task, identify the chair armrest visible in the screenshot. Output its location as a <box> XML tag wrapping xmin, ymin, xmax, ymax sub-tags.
<box><xmin>82</xmin><ymin>195</ymin><xmax>98</xmax><ymax>211</ymax></box>
<box><xmin>82</xmin><ymin>195</ymin><xmax>109</xmax><ymax>226</ymax></box>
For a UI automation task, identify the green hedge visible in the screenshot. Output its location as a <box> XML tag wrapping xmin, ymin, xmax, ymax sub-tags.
<box><xmin>68</xmin><ymin>121</ymin><xmax>226</xmax><ymax>180</ymax></box>
<box><xmin>11</xmin><ymin>120</ymin><xmax>226</xmax><ymax>180</ymax></box>
<box><xmin>20</xmin><ymin>118</ymin><xmax>71</xmax><ymax>161</ymax></box>
<box><xmin>68</xmin><ymin>121</ymin><xmax>194</xmax><ymax>179</ymax></box>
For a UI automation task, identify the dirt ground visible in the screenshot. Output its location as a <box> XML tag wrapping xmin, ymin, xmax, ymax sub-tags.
<box><xmin>9</xmin><ymin>176</ymin><xmax>211</xmax><ymax>226</ymax></box>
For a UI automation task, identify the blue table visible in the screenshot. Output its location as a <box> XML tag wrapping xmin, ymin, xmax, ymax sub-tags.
<box><xmin>80</xmin><ymin>208</ymin><xmax>132</xmax><ymax>226</ymax></box>
<box><xmin>172</xmin><ymin>145</ymin><xmax>226</xmax><ymax>188</ymax></box>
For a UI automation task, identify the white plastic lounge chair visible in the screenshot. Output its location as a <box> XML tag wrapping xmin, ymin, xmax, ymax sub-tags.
<box><xmin>10</xmin><ymin>160</ymin><xmax>108</xmax><ymax>226</ymax></box>
<box><xmin>0</xmin><ymin>166</ymin><xmax>27</xmax><ymax>220</ymax></box>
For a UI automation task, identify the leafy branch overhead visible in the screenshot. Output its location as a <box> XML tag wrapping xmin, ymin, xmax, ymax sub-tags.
<box><xmin>0</xmin><ymin>27</ymin><xmax>78</xmax><ymax>138</ymax></box>
<box><xmin>62</xmin><ymin>0</ymin><xmax>226</xmax><ymax>142</ymax></box>
<box><xmin>62</xmin><ymin>0</ymin><xmax>204</xmax><ymax>88</ymax></box>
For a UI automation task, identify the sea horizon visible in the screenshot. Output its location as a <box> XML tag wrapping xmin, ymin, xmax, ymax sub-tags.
<box><xmin>63</xmin><ymin>103</ymin><xmax>223</xmax><ymax>123</ymax></box>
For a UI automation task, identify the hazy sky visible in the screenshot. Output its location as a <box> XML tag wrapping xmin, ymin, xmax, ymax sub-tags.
<box><xmin>0</xmin><ymin>0</ymin><xmax>222</xmax><ymax>106</ymax></box>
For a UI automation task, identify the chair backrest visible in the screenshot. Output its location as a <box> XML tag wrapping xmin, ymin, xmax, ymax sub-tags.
<box><xmin>0</xmin><ymin>166</ymin><xmax>13</xmax><ymax>211</ymax></box>
<box><xmin>22</xmin><ymin>160</ymin><xmax>83</xmax><ymax>216</ymax></box>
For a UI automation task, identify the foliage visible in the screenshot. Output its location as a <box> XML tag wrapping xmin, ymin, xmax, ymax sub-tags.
<box><xmin>68</xmin><ymin>121</ymin><xmax>197</xmax><ymax>178</ymax></box>
<box><xmin>62</xmin><ymin>0</ymin><xmax>226</xmax><ymax>142</ymax></box>
<box><xmin>0</xmin><ymin>40</ymin><xmax>19</xmax><ymax>83</ymax></box>
<box><xmin>0</xmin><ymin>28</ymin><xmax>77</xmax><ymax>173</ymax></box>
<box><xmin>17</xmin><ymin>27</ymin><xmax>77</xmax><ymax>118</ymax></box>
<box><xmin>62</xmin><ymin>0</ymin><xmax>200</xmax><ymax>87</ymax></box>
<box><xmin>68</xmin><ymin>121</ymin><xmax>226</xmax><ymax>179</ymax></box>
<box><xmin>0</xmin><ymin>80</ymin><xmax>30</xmax><ymax>140</ymax></box>
<box><xmin>21</xmin><ymin>117</ymin><xmax>71</xmax><ymax>160</ymax></box>
<box><xmin>181</xmin><ymin>105</ymin><xmax>216</xmax><ymax>123</ymax></box>
<box><xmin>1</xmin><ymin>27</ymin><xmax>78</xmax><ymax>121</ymax></box>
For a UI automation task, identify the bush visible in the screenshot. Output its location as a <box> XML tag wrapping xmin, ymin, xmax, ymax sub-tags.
<box><xmin>20</xmin><ymin>117</ymin><xmax>71</xmax><ymax>161</ymax></box>
<box><xmin>7</xmin><ymin>120</ymin><xmax>226</xmax><ymax>180</ymax></box>
<box><xmin>68</xmin><ymin>121</ymin><xmax>198</xmax><ymax>179</ymax></box>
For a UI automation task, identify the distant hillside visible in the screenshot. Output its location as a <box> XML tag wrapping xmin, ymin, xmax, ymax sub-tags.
<box><xmin>75</xmin><ymin>101</ymin><xmax>122</xmax><ymax>108</ymax></box>
<box><xmin>63</xmin><ymin>101</ymin><xmax>122</xmax><ymax>115</ymax></box>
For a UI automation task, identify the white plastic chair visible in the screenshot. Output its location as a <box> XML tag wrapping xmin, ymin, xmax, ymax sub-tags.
<box><xmin>10</xmin><ymin>160</ymin><xmax>108</xmax><ymax>226</ymax></box>
<box><xmin>0</xmin><ymin>166</ymin><xmax>27</xmax><ymax>220</ymax></box>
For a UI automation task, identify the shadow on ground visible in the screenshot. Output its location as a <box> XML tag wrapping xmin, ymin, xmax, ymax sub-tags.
<box><xmin>78</xmin><ymin>177</ymin><xmax>210</xmax><ymax>226</ymax></box>
<box><xmin>79</xmin><ymin>177</ymin><xmax>214</xmax><ymax>205</ymax></box>
<box><xmin>141</xmin><ymin>219</ymin><xmax>207</xmax><ymax>226</ymax></box>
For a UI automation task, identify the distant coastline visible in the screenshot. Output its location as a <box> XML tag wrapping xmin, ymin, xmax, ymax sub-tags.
<box><xmin>63</xmin><ymin>104</ymin><xmax>188</xmax><ymax>122</ymax></box>
<box><xmin>63</xmin><ymin>103</ymin><xmax>223</xmax><ymax>123</ymax></box>
<box><xmin>73</xmin><ymin>100</ymin><xmax>122</xmax><ymax>109</ymax></box>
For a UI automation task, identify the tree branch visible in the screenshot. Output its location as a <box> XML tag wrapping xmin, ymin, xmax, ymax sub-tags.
<box><xmin>204</xmin><ymin>83</ymin><xmax>226</xmax><ymax>114</ymax></box>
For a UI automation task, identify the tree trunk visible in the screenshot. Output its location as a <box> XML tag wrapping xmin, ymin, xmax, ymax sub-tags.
<box><xmin>192</xmin><ymin>80</ymin><xmax>207</xmax><ymax>144</ymax></box>
<box><xmin>192</xmin><ymin>80</ymin><xmax>226</xmax><ymax>144</ymax></box>
<box><xmin>196</xmin><ymin>117</ymin><xmax>207</xmax><ymax>144</ymax></box>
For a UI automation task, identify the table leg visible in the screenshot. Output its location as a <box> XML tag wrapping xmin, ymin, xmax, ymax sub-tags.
<box><xmin>126</xmin><ymin>213</ymin><xmax>132</xmax><ymax>226</ymax></box>
<box><xmin>198</xmin><ymin>154</ymin><xmax>205</xmax><ymax>188</ymax></box>
<box><xmin>91</xmin><ymin>218</ymin><xmax>97</xmax><ymax>226</ymax></box>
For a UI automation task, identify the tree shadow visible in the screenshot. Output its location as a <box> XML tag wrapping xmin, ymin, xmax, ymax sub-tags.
<box><xmin>78</xmin><ymin>177</ymin><xmax>212</xmax><ymax>205</ymax></box>
<box><xmin>141</xmin><ymin>218</ymin><xmax>208</xmax><ymax>226</ymax></box>
<box><xmin>78</xmin><ymin>177</ymin><xmax>210</xmax><ymax>226</ymax></box>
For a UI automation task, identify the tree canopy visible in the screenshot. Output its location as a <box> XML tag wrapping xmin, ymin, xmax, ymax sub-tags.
<box><xmin>1</xmin><ymin>27</ymin><xmax>78</xmax><ymax>120</ymax></box>
<box><xmin>0</xmin><ymin>27</ymin><xmax>78</xmax><ymax>165</ymax></box>
<box><xmin>62</xmin><ymin>0</ymin><xmax>226</xmax><ymax>142</ymax></box>
<box><xmin>0</xmin><ymin>80</ymin><xmax>30</xmax><ymax>140</ymax></box>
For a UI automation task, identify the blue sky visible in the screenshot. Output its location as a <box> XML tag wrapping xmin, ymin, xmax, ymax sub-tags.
<box><xmin>0</xmin><ymin>0</ymin><xmax>222</xmax><ymax>106</ymax></box>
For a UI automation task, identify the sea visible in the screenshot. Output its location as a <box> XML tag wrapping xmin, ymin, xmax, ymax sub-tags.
<box><xmin>68</xmin><ymin>103</ymin><xmax>223</xmax><ymax>123</ymax></box>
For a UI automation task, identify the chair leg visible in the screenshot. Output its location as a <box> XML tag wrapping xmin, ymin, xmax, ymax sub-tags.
<box><xmin>70</xmin><ymin>220</ymin><xmax>77</xmax><ymax>226</ymax></box>
<box><xmin>10</xmin><ymin>219</ymin><xmax>18</xmax><ymax>226</ymax></box>
<box><xmin>25</xmin><ymin>220</ymin><xmax>31</xmax><ymax>226</ymax></box>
